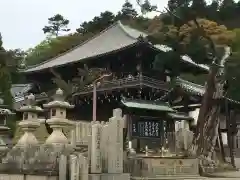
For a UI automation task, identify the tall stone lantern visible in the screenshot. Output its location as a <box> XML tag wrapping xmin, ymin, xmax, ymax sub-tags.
<box><xmin>0</xmin><ymin>98</ymin><xmax>14</xmax><ymax>155</ymax></box>
<box><xmin>43</xmin><ymin>88</ymin><xmax>74</xmax><ymax>145</ymax></box>
<box><xmin>16</xmin><ymin>94</ymin><xmax>43</xmax><ymax>146</ymax></box>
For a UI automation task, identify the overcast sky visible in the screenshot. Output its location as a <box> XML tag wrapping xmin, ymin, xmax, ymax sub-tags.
<box><xmin>0</xmin><ymin>0</ymin><xmax>168</xmax><ymax>50</ymax></box>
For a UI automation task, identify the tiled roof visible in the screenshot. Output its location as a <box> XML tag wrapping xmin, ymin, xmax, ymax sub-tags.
<box><xmin>177</xmin><ymin>78</ymin><xmax>240</xmax><ymax>105</ymax></box>
<box><xmin>176</xmin><ymin>78</ymin><xmax>205</xmax><ymax>96</ymax></box>
<box><xmin>121</xmin><ymin>98</ymin><xmax>174</xmax><ymax>112</ymax></box>
<box><xmin>153</xmin><ymin>45</ymin><xmax>209</xmax><ymax>72</ymax></box>
<box><xmin>22</xmin><ymin>21</ymin><xmax>209</xmax><ymax>73</ymax></box>
<box><xmin>23</xmin><ymin>21</ymin><xmax>145</xmax><ymax>73</ymax></box>
<box><xmin>11</xmin><ymin>84</ymin><xmax>33</xmax><ymax>102</ymax></box>
<box><xmin>167</xmin><ymin>112</ymin><xmax>194</xmax><ymax>121</ymax></box>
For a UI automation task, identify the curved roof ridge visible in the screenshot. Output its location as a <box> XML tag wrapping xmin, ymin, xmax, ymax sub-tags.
<box><xmin>117</xmin><ymin>20</ymin><xmax>147</xmax><ymax>39</ymax></box>
<box><xmin>22</xmin><ymin>21</ymin><xmax>121</xmax><ymax>71</ymax></box>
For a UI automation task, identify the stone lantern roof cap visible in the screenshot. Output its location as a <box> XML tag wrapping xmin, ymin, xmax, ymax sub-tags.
<box><xmin>0</xmin><ymin>108</ymin><xmax>15</xmax><ymax>115</ymax></box>
<box><xmin>18</xmin><ymin>93</ymin><xmax>43</xmax><ymax>113</ymax></box>
<box><xmin>43</xmin><ymin>88</ymin><xmax>74</xmax><ymax>109</ymax></box>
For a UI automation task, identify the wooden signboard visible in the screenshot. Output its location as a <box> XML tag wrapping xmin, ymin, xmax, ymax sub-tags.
<box><xmin>131</xmin><ymin>116</ymin><xmax>164</xmax><ymax>139</ymax></box>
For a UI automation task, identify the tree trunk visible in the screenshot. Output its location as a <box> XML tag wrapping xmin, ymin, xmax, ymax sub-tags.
<box><xmin>190</xmin><ymin>47</ymin><xmax>231</xmax><ymax>162</ymax></box>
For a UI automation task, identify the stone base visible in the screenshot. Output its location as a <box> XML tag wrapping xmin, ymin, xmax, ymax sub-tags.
<box><xmin>89</xmin><ymin>173</ymin><xmax>130</xmax><ymax>180</ymax></box>
<box><xmin>127</xmin><ymin>156</ymin><xmax>199</xmax><ymax>177</ymax></box>
<box><xmin>131</xmin><ymin>175</ymin><xmax>207</xmax><ymax>180</ymax></box>
<box><xmin>0</xmin><ymin>174</ymin><xmax>57</xmax><ymax>180</ymax></box>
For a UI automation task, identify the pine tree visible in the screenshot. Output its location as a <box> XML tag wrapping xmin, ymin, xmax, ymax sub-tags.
<box><xmin>43</xmin><ymin>14</ymin><xmax>70</xmax><ymax>37</ymax></box>
<box><xmin>118</xmin><ymin>0</ymin><xmax>138</xmax><ymax>19</ymax></box>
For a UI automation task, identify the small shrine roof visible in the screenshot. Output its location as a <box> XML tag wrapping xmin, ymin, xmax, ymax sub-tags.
<box><xmin>167</xmin><ymin>112</ymin><xmax>194</xmax><ymax>121</ymax></box>
<box><xmin>176</xmin><ymin>78</ymin><xmax>205</xmax><ymax>96</ymax></box>
<box><xmin>177</xmin><ymin>78</ymin><xmax>240</xmax><ymax>105</ymax></box>
<box><xmin>22</xmin><ymin>21</ymin><xmax>209</xmax><ymax>73</ymax></box>
<box><xmin>121</xmin><ymin>98</ymin><xmax>174</xmax><ymax>112</ymax></box>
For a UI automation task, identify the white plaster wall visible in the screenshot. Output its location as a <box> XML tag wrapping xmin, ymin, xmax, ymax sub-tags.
<box><xmin>221</xmin><ymin>132</ymin><xmax>228</xmax><ymax>145</ymax></box>
<box><xmin>189</xmin><ymin>108</ymin><xmax>199</xmax><ymax>126</ymax></box>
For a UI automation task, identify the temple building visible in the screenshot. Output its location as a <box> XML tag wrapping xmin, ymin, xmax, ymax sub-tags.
<box><xmin>8</xmin><ymin>21</ymin><xmax>239</xmax><ymax>156</ymax></box>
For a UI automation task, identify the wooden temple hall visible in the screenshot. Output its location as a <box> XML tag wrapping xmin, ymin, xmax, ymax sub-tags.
<box><xmin>11</xmin><ymin>21</ymin><xmax>240</xmax><ymax>155</ymax></box>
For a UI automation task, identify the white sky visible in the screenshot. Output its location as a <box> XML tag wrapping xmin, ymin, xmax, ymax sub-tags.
<box><xmin>0</xmin><ymin>0</ymin><xmax>168</xmax><ymax>50</ymax></box>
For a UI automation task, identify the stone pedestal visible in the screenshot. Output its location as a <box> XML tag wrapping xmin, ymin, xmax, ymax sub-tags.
<box><xmin>45</xmin><ymin>118</ymin><xmax>70</xmax><ymax>144</ymax></box>
<box><xmin>17</xmin><ymin>120</ymin><xmax>41</xmax><ymax>146</ymax></box>
<box><xmin>128</xmin><ymin>156</ymin><xmax>199</xmax><ymax>178</ymax></box>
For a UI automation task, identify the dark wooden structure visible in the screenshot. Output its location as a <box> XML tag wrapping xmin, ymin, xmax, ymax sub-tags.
<box><xmin>19</xmin><ymin>21</ymin><xmax>209</xmax><ymax>122</ymax></box>
<box><xmin>121</xmin><ymin>98</ymin><xmax>193</xmax><ymax>154</ymax></box>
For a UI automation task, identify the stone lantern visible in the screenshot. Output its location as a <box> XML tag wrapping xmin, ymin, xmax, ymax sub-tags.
<box><xmin>43</xmin><ymin>88</ymin><xmax>74</xmax><ymax>145</ymax></box>
<box><xmin>0</xmin><ymin>98</ymin><xmax>14</xmax><ymax>155</ymax></box>
<box><xmin>16</xmin><ymin>94</ymin><xmax>43</xmax><ymax>146</ymax></box>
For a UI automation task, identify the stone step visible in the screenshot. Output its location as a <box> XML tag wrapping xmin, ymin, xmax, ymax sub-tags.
<box><xmin>131</xmin><ymin>175</ymin><xmax>208</xmax><ymax>180</ymax></box>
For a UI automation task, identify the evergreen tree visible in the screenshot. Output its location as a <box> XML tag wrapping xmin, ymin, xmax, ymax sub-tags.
<box><xmin>43</xmin><ymin>14</ymin><xmax>70</xmax><ymax>36</ymax></box>
<box><xmin>117</xmin><ymin>0</ymin><xmax>138</xmax><ymax>20</ymax></box>
<box><xmin>207</xmin><ymin>0</ymin><xmax>220</xmax><ymax>21</ymax></box>
<box><xmin>219</xmin><ymin>0</ymin><xmax>236</xmax><ymax>20</ymax></box>
<box><xmin>76</xmin><ymin>11</ymin><xmax>115</xmax><ymax>34</ymax></box>
<box><xmin>191</xmin><ymin>0</ymin><xmax>207</xmax><ymax>17</ymax></box>
<box><xmin>0</xmin><ymin>33</ymin><xmax>12</xmax><ymax>107</ymax></box>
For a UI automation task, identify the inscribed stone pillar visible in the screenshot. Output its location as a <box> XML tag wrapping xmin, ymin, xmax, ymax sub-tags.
<box><xmin>101</xmin><ymin>122</ymin><xmax>109</xmax><ymax>172</ymax></box>
<box><xmin>76</xmin><ymin>122</ymin><xmax>80</xmax><ymax>143</ymax></box>
<box><xmin>79</xmin><ymin>154</ymin><xmax>89</xmax><ymax>180</ymax></box>
<box><xmin>59</xmin><ymin>155</ymin><xmax>67</xmax><ymax>180</ymax></box>
<box><xmin>91</xmin><ymin>121</ymin><xmax>102</xmax><ymax>173</ymax></box>
<box><xmin>108</xmin><ymin>108</ymin><xmax>124</xmax><ymax>173</ymax></box>
<box><xmin>70</xmin><ymin>128</ymin><xmax>76</xmax><ymax>147</ymax></box>
<box><xmin>70</xmin><ymin>155</ymin><xmax>79</xmax><ymax>180</ymax></box>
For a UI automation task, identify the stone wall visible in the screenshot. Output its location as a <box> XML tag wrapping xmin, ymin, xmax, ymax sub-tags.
<box><xmin>0</xmin><ymin>174</ymin><xmax>57</xmax><ymax>180</ymax></box>
<box><xmin>125</xmin><ymin>157</ymin><xmax>199</xmax><ymax>178</ymax></box>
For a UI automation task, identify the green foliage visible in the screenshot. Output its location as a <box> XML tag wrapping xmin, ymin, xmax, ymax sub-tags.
<box><xmin>25</xmin><ymin>33</ymin><xmax>94</xmax><ymax>66</ymax></box>
<box><xmin>6</xmin><ymin>49</ymin><xmax>26</xmax><ymax>83</ymax></box>
<box><xmin>225</xmin><ymin>28</ymin><xmax>240</xmax><ymax>101</ymax></box>
<box><xmin>51</xmin><ymin>64</ymin><xmax>106</xmax><ymax>98</ymax></box>
<box><xmin>43</xmin><ymin>14</ymin><xmax>70</xmax><ymax>37</ymax></box>
<box><xmin>76</xmin><ymin>11</ymin><xmax>115</xmax><ymax>34</ymax></box>
<box><xmin>117</xmin><ymin>0</ymin><xmax>138</xmax><ymax>19</ymax></box>
<box><xmin>0</xmin><ymin>33</ymin><xmax>13</xmax><ymax>107</ymax></box>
